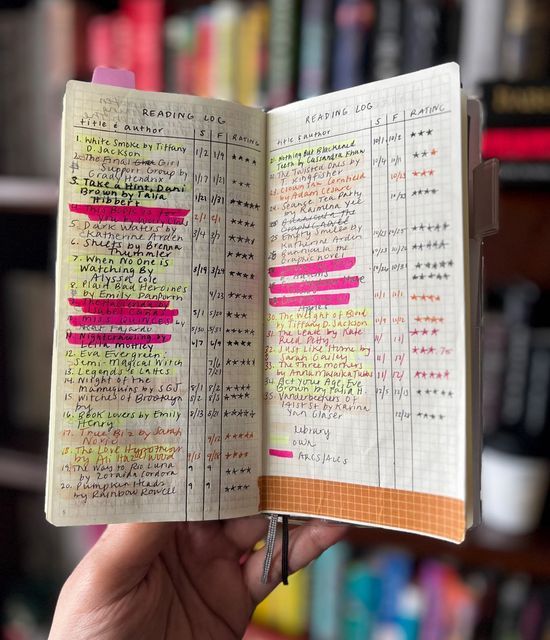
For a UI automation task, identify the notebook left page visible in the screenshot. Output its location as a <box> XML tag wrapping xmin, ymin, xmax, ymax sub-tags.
<box><xmin>46</xmin><ymin>81</ymin><xmax>266</xmax><ymax>525</ymax></box>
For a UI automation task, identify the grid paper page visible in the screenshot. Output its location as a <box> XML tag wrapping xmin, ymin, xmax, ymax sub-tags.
<box><xmin>46</xmin><ymin>82</ymin><xmax>266</xmax><ymax>525</ymax></box>
<box><xmin>261</xmin><ymin>64</ymin><xmax>467</xmax><ymax>542</ymax></box>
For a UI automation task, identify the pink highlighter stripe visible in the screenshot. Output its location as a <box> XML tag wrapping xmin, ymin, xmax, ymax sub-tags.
<box><xmin>269</xmin><ymin>276</ymin><xmax>360</xmax><ymax>294</ymax></box>
<box><xmin>269</xmin><ymin>449</ymin><xmax>294</xmax><ymax>458</ymax></box>
<box><xmin>69</xmin><ymin>314</ymin><xmax>175</xmax><ymax>326</ymax></box>
<box><xmin>69</xmin><ymin>298</ymin><xmax>170</xmax><ymax>308</ymax></box>
<box><xmin>71</xmin><ymin>303</ymin><xmax>179</xmax><ymax>318</ymax></box>
<box><xmin>75</xmin><ymin>306</ymin><xmax>177</xmax><ymax>317</ymax></box>
<box><xmin>268</xmin><ymin>256</ymin><xmax>356</xmax><ymax>278</ymax></box>
<box><xmin>269</xmin><ymin>293</ymin><xmax>350</xmax><ymax>307</ymax></box>
<box><xmin>66</xmin><ymin>332</ymin><xmax>171</xmax><ymax>345</ymax></box>
<box><xmin>69</xmin><ymin>203</ymin><xmax>189</xmax><ymax>224</ymax></box>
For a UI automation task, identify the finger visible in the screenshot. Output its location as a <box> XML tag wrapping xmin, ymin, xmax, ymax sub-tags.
<box><xmin>222</xmin><ymin>515</ymin><xmax>269</xmax><ymax>553</ymax></box>
<box><xmin>83</xmin><ymin>522</ymin><xmax>175</xmax><ymax>597</ymax></box>
<box><xmin>244</xmin><ymin>520</ymin><xmax>348</xmax><ymax>603</ymax></box>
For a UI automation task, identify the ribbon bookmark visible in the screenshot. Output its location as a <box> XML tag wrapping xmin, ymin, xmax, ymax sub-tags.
<box><xmin>261</xmin><ymin>514</ymin><xmax>278</xmax><ymax>584</ymax></box>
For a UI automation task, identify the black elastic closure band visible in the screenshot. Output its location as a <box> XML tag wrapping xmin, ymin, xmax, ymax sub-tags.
<box><xmin>281</xmin><ymin>515</ymin><xmax>289</xmax><ymax>585</ymax></box>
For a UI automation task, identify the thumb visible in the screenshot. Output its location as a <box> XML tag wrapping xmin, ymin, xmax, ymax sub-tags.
<box><xmin>82</xmin><ymin>522</ymin><xmax>175</xmax><ymax>596</ymax></box>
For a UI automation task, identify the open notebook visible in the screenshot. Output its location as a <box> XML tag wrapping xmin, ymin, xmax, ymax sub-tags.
<box><xmin>46</xmin><ymin>63</ymin><xmax>498</xmax><ymax>543</ymax></box>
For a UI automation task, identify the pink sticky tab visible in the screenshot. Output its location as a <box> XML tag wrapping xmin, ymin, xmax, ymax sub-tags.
<box><xmin>92</xmin><ymin>66</ymin><xmax>135</xmax><ymax>88</ymax></box>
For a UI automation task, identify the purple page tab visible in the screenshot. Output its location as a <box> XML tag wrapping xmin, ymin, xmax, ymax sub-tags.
<box><xmin>91</xmin><ymin>66</ymin><xmax>135</xmax><ymax>88</ymax></box>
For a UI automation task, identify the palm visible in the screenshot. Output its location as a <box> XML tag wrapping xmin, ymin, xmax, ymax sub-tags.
<box><xmin>50</xmin><ymin>518</ymin><xmax>347</xmax><ymax>640</ymax></box>
<box><xmin>100</xmin><ymin>522</ymin><xmax>261</xmax><ymax>640</ymax></box>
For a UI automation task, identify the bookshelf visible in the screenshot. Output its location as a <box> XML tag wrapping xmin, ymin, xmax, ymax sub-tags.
<box><xmin>0</xmin><ymin>174</ymin><xmax>59</xmax><ymax>640</ymax></box>
<box><xmin>347</xmin><ymin>523</ymin><xmax>550</xmax><ymax>580</ymax></box>
<box><xmin>1</xmin><ymin>0</ymin><xmax>549</xmax><ymax>638</ymax></box>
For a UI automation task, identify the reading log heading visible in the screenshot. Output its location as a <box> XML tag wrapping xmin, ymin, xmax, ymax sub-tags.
<box><xmin>47</xmin><ymin>63</ymin><xmax>473</xmax><ymax>542</ymax></box>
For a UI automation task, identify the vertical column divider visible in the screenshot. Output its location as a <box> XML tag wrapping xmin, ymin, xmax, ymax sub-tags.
<box><xmin>202</xmin><ymin>130</ymin><xmax>213</xmax><ymax>517</ymax></box>
<box><xmin>385</xmin><ymin>115</ymin><xmax>396</xmax><ymax>488</ymax></box>
<box><xmin>185</xmin><ymin>129</ymin><xmax>196</xmax><ymax>520</ymax></box>
<box><xmin>403</xmin><ymin>111</ymin><xmax>414</xmax><ymax>491</ymax></box>
<box><xmin>370</xmin><ymin>118</ymin><xmax>381</xmax><ymax>486</ymax></box>
<box><xmin>219</xmin><ymin>132</ymin><xmax>228</xmax><ymax>518</ymax></box>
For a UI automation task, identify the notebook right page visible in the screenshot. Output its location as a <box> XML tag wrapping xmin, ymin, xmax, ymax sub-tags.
<box><xmin>261</xmin><ymin>64</ymin><xmax>469</xmax><ymax>542</ymax></box>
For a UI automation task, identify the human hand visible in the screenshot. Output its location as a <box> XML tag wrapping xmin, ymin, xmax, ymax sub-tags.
<box><xmin>49</xmin><ymin>517</ymin><xmax>347</xmax><ymax>639</ymax></box>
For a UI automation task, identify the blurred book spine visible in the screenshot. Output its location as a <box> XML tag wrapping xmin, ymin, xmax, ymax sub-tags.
<box><xmin>438</xmin><ymin>0</ymin><xmax>461</xmax><ymax>64</ymax></box>
<box><xmin>524</xmin><ymin>327</ymin><xmax>550</xmax><ymax>455</ymax></box>
<box><xmin>87</xmin><ymin>13</ymin><xmax>117</xmax><ymax>69</ymax></box>
<box><xmin>500</xmin><ymin>0</ymin><xmax>550</xmax><ymax>82</ymax></box>
<box><xmin>211</xmin><ymin>0</ymin><xmax>240</xmax><ymax>101</ymax></box>
<box><xmin>193</xmin><ymin>6</ymin><xmax>215</xmax><ymax>97</ymax></box>
<box><xmin>297</xmin><ymin>0</ymin><xmax>333</xmax><ymax>99</ymax></box>
<box><xmin>482</xmin><ymin>302</ymin><xmax>508</xmax><ymax>435</ymax></box>
<box><xmin>482</xmin><ymin>128</ymin><xmax>550</xmax><ymax>161</ymax></box>
<box><xmin>458</xmin><ymin>0</ymin><xmax>506</xmax><ymax>92</ymax></box>
<box><xmin>236</xmin><ymin>2</ymin><xmax>269</xmax><ymax>107</ymax></box>
<box><xmin>370</xmin><ymin>0</ymin><xmax>402</xmax><ymax>81</ymax></box>
<box><xmin>401</xmin><ymin>0</ymin><xmax>442</xmax><ymax>74</ymax></box>
<box><xmin>266</xmin><ymin>0</ymin><xmax>301</xmax><ymax>108</ymax></box>
<box><xmin>341</xmin><ymin>559</ymin><xmax>380</xmax><ymax>638</ymax></box>
<box><xmin>310</xmin><ymin>543</ymin><xmax>350</xmax><ymax>640</ymax></box>
<box><xmin>331</xmin><ymin>0</ymin><xmax>376</xmax><ymax>91</ymax></box>
<box><xmin>498</xmin><ymin>284</ymin><xmax>539</xmax><ymax>436</ymax></box>
<box><xmin>120</xmin><ymin>0</ymin><xmax>164</xmax><ymax>91</ymax></box>
<box><xmin>164</xmin><ymin>13</ymin><xmax>195</xmax><ymax>95</ymax></box>
<box><xmin>482</xmin><ymin>81</ymin><xmax>550</xmax><ymax>128</ymax></box>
